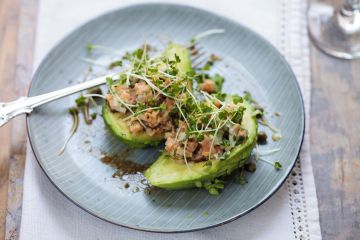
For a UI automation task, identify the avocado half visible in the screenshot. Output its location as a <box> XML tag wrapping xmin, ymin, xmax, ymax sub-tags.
<box><xmin>102</xmin><ymin>43</ymin><xmax>193</xmax><ymax>147</ymax></box>
<box><xmin>144</xmin><ymin>101</ymin><xmax>258</xmax><ymax>189</ymax></box>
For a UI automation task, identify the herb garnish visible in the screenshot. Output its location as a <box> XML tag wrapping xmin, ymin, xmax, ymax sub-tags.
<box><xmin>58</xmin><ymin>108</ymin><xmax>79</xmax><ymax>155</ymax></box>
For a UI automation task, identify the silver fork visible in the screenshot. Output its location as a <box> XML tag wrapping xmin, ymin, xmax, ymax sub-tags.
<box><xmin>0</xmin><ymin>45</ymin><xmax>209</xmax><ymax>127</ymax></box>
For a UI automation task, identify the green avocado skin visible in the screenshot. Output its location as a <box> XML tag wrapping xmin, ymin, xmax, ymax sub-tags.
<box><xmin>144</xmin><ymin>101</ymin><xmax>258</xmax><ymax>190</ymax></box>
<box><xmin>102</xmin><ymin>43</ymin><xmax>192</xmax><ymax>148</ymax></box>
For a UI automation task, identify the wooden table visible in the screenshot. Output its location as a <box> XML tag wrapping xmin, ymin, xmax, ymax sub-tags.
<box><xmin>0</xmin><ymin>0</ymin><xmax>359</xmax><ymax>239</ymax></box>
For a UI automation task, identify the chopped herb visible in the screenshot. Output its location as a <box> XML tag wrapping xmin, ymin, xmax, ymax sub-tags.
<box><xmin>134</xmin><ymin>48</ymin><xmax>144</xmax><ymax>59</ymax></box>
<box><xmin>106</xmin><ymin>77</ymin><xmax>114</xmax><ymax>86</ymax></box>
<box><xmin>108</xmin><ymin>60</ymin><xmax>123</xmax><ymax>69</ymax></box>
<box><xmin>235</xmin><ymin>175</ymin><xmax>248</xmax><ymax>185</ymax></box>
<box><xmin>218</xmin><ymin>109</ymin><xmax>228</xmax><ymax>120</ymax></box>
<box><xmin>213</xmin><ymin>92</ymin><xmax>227</xmax><ymax>101</ymax></box>
<box><xmin>86</xmin><ymin>43</ymin><xmax>94</xmax><ymax>53</ymax></box>
<box><xmin>174</xmin><ymin>53</ymin><xmax>181</xmax><ymax>63</ymax></box>
<box><xmin>159</xmin><ymin>103</ymin><xmax>166</xmax><ymax>111</ymax></box>
<box><xmin>91</xmin><ymin>112</ymin><xmax>97</xmax><ymax>119</ymax></box>
<box><xmin>195</xmin><ymin>181</ymin><xmax>202</xmax><ymax>188</ymax></box>
<box><xmin>274</xmin><ymin>161</ymin><xmax>282</xmax><ymax>170</ymax></box>
<box><xmin>201</xmin><ymin>54</ymin><xmax>221</xmax><ymax>71</ymax></box>
<box><xmin>69</xmin><ymin>107</ymin><xmax>78</xmax><ymax>115</ymax></box>
<box><xmin>193</xmin><ymin>73</ymin><xmax>203</xmax><ymax>84</ymax></box>
<box><xmin>75</xmin><ymin>95</ymin><xmax>87</xmax><ymax>107</ymax></box>
<box><xmin>202</xmin><ymin>62</ymin><xmax>212</xmax><ymax>71</ymax></box>
<box><xmin>204</xmin><ymin>179</ymin><xmax>225</xmax><ymax>195</ymax></box>
<box><xmin>232</xmin><ymin>95</ymin><xmax>243</xmax><ymax>104</ymax></box>
<box><xmin>231</xmin><ymin>107</ymin><xmax>245</xmax><ymax>123</ymax></box>
<box><xmin>196</xmin><ymin>133</ymin><xmax>205</xmax><ymax>141</ymax></box>
<box><xmin>244</xmin><ymin>91</ymin><xmax>252</xmax><ymax>102</ymax></box>
<box><xmin>213</xmin><ymin>74</ymin><xmax>225</xmax><ymax>92</ymax></box>
<box><xmin>208</xmin><ymin>188</ymin><xmax>219</xmax><ymax>195</ymax></box>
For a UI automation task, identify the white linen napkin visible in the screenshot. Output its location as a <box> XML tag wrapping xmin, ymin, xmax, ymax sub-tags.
<box><xmin>20</xmin><ymin>0</ymin><xmax>322</xmax><ymax>239</ymax></box>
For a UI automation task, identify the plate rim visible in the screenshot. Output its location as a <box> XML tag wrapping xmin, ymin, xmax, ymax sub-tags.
<box><xmin>26</xmin><ymin>2</ymin><xmax>305</xmax><ymax>233</ymax></box>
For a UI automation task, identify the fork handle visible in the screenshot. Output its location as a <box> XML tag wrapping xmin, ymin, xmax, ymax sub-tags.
<box><xmin>0</xmin><ymin>75</ymin><xmax>109</xmax><ymax>127</ymax></box>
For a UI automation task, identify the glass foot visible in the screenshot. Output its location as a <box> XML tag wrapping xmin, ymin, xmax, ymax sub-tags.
<box><xmin>308</xmin><ymin>2</ymin><xmax>360</xmax><ymax>59</ymax></box>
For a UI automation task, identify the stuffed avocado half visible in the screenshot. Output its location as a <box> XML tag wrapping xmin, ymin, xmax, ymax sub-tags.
<box><xmin>103</xmin><ymin>43</ymin><xmax>193</xmax><ymax>147</ymax></box>
<box><xmin>144</xmin><ymin>99</ymin><xmax>258</xmax><ymax>190</ymax></box>
<box><xmin>101</xmin><ymin>40</ymin><xmax>260</xmax><ymax>193</ymax></box>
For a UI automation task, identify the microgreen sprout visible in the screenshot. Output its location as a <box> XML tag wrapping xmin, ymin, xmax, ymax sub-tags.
<box><xmin>58</xmin><ymin>108</ymin><xmax>79</xmax><ymax>155</ymax></box>
<box><xmin>257</xmin><ymin>157</ymin><xmax>283</xmax><ymax>170</ymax></box>
<box><xmin>86</xmin><ymin>43</ymin><xmax>121</xmax><ymax>55</ymax></box>
<box><xmin>108</xmin><ymin>60</ymin><xmax>123</xmax><ymax>69</ymax></box>
<box><xmin>190</xmin><ymin>29</ymin><xmax>226</xmax><ymax>44</ymax></box>
<box><xmin>183</xmin><ymin>139</ymin><xmax>191</xmax><ymax>170</ymax></box>
<box><xmin>80</xmin><ymin>57</ymin><xmax>108</xmax><ymax>67</ymax></box>
<box><xmin>257</xmin><ymin>148</ymin><xmax>281</xmax><ymax>156</ymax></box>
<box><xmin>258</xmin><ymin>118</ymin><xmax>280</xmax><ymax>133</ymax></box>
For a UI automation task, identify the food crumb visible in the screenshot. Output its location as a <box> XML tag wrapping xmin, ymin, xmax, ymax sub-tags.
<box><xmin>199</xmin><ymin>79</ymin><xmax>217</xmax><ymax>94</ymax></box>
<box><xmin>275</xmin><ymin>112</ymin><xmax>281</xmax><ymax>117</ymax></box>
<box><xmin>210</xmin><ymin>54</ymin><xmax>221</xmax><ymax>62</ymax></box>
<box><xmin>244</xmin><ymin>162</ymin><xmax>257</xmax><ymax>173</ymax></box>
<box><xmin>257</xmin><ymin>131</ymin><xmax>267</xmax><ymax>144</ymax></box>
<box><xmin>100</xmin><ymin>154</ymin><xmax>112</xmax><ymax>163</ymax></box>
<box><xmin>124</xmin><ymin>183</ymin><xmax>130</xmax><ymax>189</ymax></box>
<box><xmin>204</xmin><ymin>211</ymin><xmax>209</xmax><ymax>217</ymax></box>
<box><xmin>272</xmin><ymin>133</ymin><xmax>282</xmax><ymax>141</ymax></box>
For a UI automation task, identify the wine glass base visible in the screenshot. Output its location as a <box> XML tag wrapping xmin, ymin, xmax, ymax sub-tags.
<box><xmin>308</xmin><ymin>2</ymin><xmax>360</xmax><ymax>59</ymax></box>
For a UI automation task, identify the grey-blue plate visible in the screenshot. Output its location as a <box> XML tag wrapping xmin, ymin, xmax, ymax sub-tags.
<box><xmin>27</xmin><ymin>3</ymin><xmax>304</xmax><ymax>232</ymax></box>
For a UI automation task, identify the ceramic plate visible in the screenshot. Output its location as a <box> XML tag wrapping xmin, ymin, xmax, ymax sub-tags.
<box><xmin>27</xmin><ymin>3</ymin><xmax>304</xmax><ymax>232</ymax></box>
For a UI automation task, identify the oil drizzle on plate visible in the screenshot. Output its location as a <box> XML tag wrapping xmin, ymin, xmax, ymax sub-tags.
<box><xmin>100</xmin><ymin>148</ymin><xmax>150</xmax><ymax>193</ymax></box>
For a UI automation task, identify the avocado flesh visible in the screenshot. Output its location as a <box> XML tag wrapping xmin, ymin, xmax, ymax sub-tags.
<box><xmin>102</xmin><ymin>43</ymin><xmax>193</xmax><ymax>147</ymax></box>
<box><xmin>163</xmin><ymin>43</ymin><xmax>193</xmax><ymax>77</ymax></box>
<box><xmin>144</xmin><ymin>101</ymin><xmax>258</xmax><ymax>189</ymax></box>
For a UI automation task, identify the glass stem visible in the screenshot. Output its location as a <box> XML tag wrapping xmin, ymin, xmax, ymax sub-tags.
<box><xmin>343</xmin><ymin>0</ymin><xmax>360</xmax><ymax>12</ymax></box>
<box><xmin>338</xmin><ymin>0</ymin><xmax>360</xmax><ymax>34</ymax></box>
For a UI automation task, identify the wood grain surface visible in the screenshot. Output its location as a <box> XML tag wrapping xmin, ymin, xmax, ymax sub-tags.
<box><xmin>0</xmin><ymin>0</ymin><xmax>38</xmax><ymax>239</ymax></box>
<box><xmin>0</xmin><ymin>0</ymin><xmax>20</xmax><ymax>239</ymax></box>
<box><xmin>311</xmin><ymin>44</ymin><xmax>360</xmax><ymax>240</ymax></box>
<box><xmin>0</xmin><ymin>0</ymin><xmax>359</xmax><ymax>239</ymax></box>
